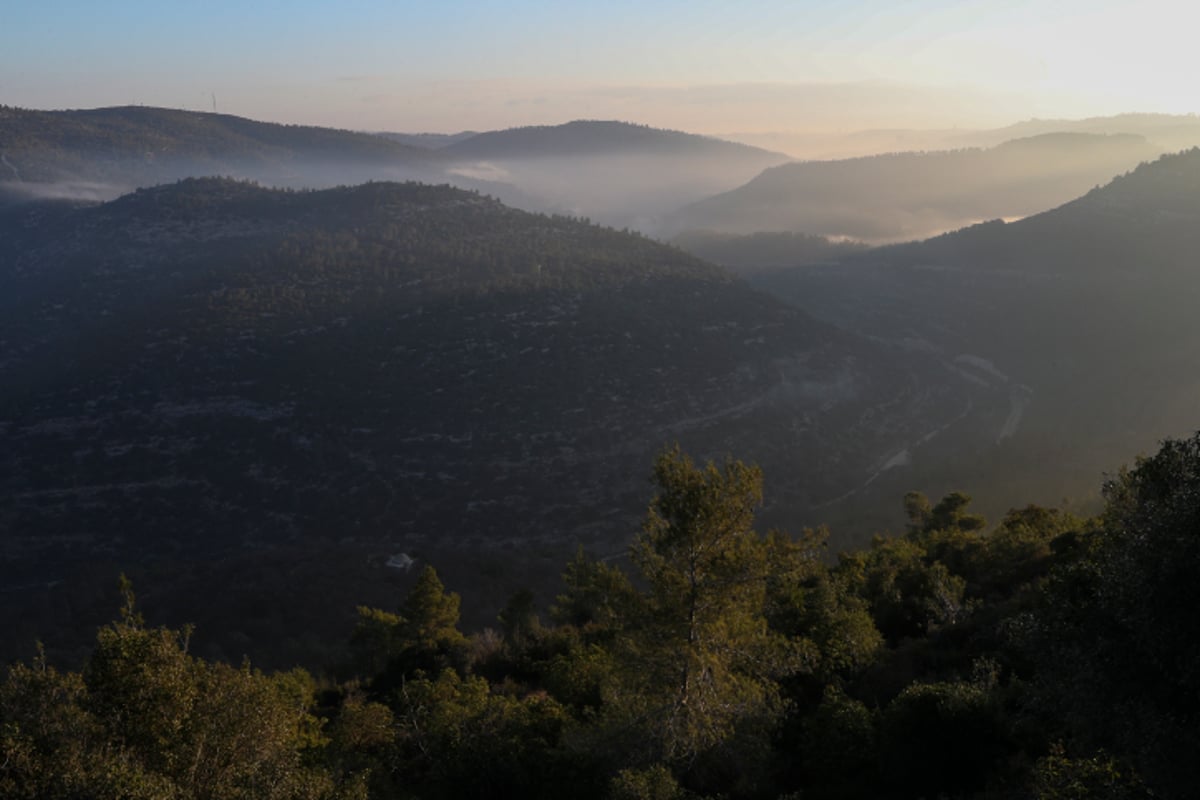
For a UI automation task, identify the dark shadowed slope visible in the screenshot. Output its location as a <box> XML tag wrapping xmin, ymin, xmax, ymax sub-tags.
<box><xmin>0</xmin><ymin>178</ymin><xmax>981</xmax><ymax>667</ymax></box>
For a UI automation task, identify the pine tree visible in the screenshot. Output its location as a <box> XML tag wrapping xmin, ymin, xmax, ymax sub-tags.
<box><xmin>615</xmin><ymin>447</ymin><xmax>798</xmax><ymax>765</ymax></box>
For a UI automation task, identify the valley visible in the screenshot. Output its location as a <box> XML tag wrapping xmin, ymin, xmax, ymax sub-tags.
<box><xmin>0</xmin><ymin>175</ymin><xmax>997</xmax><ymax>667</ymax></box>
<box><xmin>8</xmin><ymin>7</ymin><xmax>1200</xmax><ymax>796</ymax></box>
<box><xmin>2</xmin><ymin>107</ymin><xmax>1199</xmax><ymax>676</ymax></box>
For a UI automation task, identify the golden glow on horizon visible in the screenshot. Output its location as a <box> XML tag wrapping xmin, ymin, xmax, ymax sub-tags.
<box><xmin>4</xmin><ymin>1</ymin><xmax>1196</xmax><ymax>134</ymax></box>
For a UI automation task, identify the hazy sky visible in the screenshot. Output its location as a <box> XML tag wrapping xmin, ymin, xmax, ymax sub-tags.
<box><xmin>3</xmin><ymin>0</ymin><xmax>1196</xmax><ymax>134</ymax></box>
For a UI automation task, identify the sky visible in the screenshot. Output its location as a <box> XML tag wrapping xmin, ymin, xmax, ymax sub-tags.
<box><xmin>3</xmin><ymin>0</ymin><xmax>1197</xmax><ymax>135</ymax></box>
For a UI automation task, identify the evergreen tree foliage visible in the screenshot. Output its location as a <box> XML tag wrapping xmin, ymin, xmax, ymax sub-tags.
<box><xmin>1</xmin><ymin>580</ymin><xmax>335</xmax><ymax>799</ymax></box>
<box><xmin>1031</xmin><ymin>745</ymin><xmax>1153</xmax><ymax>800</ymax></box>
<box><xmin>614</xmin><ymin>447</ymin><xmax>800</xmax><ymax>775</ymax></box>
<box><xmin>1029</xmin><ymin>432</ymin><xmax>1200</xmax><ymax>795</ymax></box>
<box><xmin>5</xmin><ymin>438</ymin><xmax>1200</xmax><ymax>798</ymax></box>
<box><xmin>351</xmin><ymin>565</ymin><xmax>470</xmax><ymax>693</ymax></box>
<box><xmin>551</xmin><ymin>546</ymin><xmax>635</xmax><ymax>639</ymax></box>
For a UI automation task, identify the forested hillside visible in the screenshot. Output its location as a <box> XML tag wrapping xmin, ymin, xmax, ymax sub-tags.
<box><xmin>3</xmin><ymin>108</ymin><xmax>1194</xmax><ymax>800</ymax></box>
<box><xmin>0</xmin><ymin>178</ymin><xmax>977</xmax><ymax>669</ymax></box>
<box><xmin>4</xmin><ymin>436</ymin><xmax>1197</xmax><ymax>798</ymax></box>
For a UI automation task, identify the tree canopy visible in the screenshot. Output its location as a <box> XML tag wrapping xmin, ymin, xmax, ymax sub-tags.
<box><xmin>7</xmin><ymin>437</ymin><xmax>1200</xmax><ymax>798</ymax></box>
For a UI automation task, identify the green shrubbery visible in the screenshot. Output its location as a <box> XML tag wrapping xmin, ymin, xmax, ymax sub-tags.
<box><xmin>6</xmin><ymin>434</ymin><xmax>1200</xmax><ymax>797</ymax></box>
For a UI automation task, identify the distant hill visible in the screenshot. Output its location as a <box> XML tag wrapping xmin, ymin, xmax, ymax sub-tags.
<box><xmin>716</xmin><ymin>127</ymin><xmax>969</xmax><ymax>161</ymax></box>
<box><xmin>432</xmin><ymin>120</ymin><xmax>792</xmax><ymax>231</ymax></box>
<box><xmin>0</xmin><ymin>178</ymin><xmax>979</xmax><ymax>668</ymax></box>
<box><xmin>866</xmin><ymin>147</ymin><xmax>1200</xmax><ymax>276</ymax></box>
<box><xmin>753</xmin><ymin>147</ymin><xmax>1200</xmax><ymax>517</ymax></box>
<box><xmin>953</xmin><ymin>112</ymin><xmax>1200</xmax><ymax>153</ymax></box>
<box><xmin>375</xmin><ymin>130</ymin><xmax>478</xmax><ymax>149</ymax></box>
<box><xmin>0</xmin><ymin>108</ymin><xmax>790</xmax><ymax>231</ymax></box>
<box><xmin>0</xmin><ymin>105</ymin><xmax>441</xmax><ymax>195</ymax></box>
<box><xmin>442</xmin><ymin>119</ymin><xmax>787</xmax><ymax>161</ymax></box>
<box><xmin>720</xmin><ymin>113</ymin><xmax>1200</xmax><ymax>162</ymax></box>
<box><xmin>672</xmin><ymin>132</ymin><xmax>1163</xmax><ymax>242</ymax></box>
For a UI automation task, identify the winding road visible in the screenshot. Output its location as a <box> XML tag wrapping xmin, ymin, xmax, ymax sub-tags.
<box><xmin>1</xmin><ymin>152</ymin><xmax>21</xmax><ymax>181</ymax></box>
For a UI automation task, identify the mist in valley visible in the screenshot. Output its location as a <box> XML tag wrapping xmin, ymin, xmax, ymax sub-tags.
<box><xmin>670</xmin><ymin>132</ymin><xmax>1165</xmax><ymax>243</ymax></box>
<box><xmin>442</xmin><ymin>152</ymin><xmax>788</xmax><ymax>230</ymax></box>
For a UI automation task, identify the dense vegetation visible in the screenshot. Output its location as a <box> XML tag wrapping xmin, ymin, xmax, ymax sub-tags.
<box><xmin>6</xmin><ymin>432</ymin><xmax>1198</xmax><ymax>798</ymax></box>
<box><xmin>0</xmin><ymin>178</ymin><xmax>964</xmax><ymax>670</ymax></box>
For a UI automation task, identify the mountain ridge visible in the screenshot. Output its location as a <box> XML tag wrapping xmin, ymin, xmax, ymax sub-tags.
<box><xmin>0</xmin><ymin>105</ymin><xmax>540</xmax><ymax>209</ymax></box>
<box><xmin>0</xmin><ymin>105</ymin><xmax>436</xmax><ymax>181</ymax></box>
<box><xmin>442</xmin><ymin>119</ymin><xmax>789</xmax><ymax>161</ymax></box>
